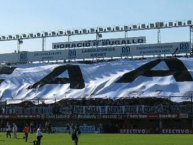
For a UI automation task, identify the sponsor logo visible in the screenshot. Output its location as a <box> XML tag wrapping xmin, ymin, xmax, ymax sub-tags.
<box><xmin>68</xmin><ymin>50</ymin><xmax>76</xmax><ymax>59</ymax></box>
<box><xmin>162</xmin><ymin>129</ymin><xmax>191</xmax><ymax>134</ymax></box>
<box><xmin>20</xmin><ymin>52</ymin><xmax>28</xmax><ymax>62</ymax></box>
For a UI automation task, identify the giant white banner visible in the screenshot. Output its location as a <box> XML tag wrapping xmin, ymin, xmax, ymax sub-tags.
<box><xmin>1</xmin><ymin>57</ymin><xmax>193</xmax><ymax>104</ymax></box>
<box><xmin>52</xmin><ymin>37</ymin><xmax>146</xmax><ymax>49</ymax></box>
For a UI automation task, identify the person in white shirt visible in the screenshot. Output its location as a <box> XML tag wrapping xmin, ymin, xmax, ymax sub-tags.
<box><xmin>36</xmin><ymin>127</ymin><xmax>43</xmax><ymax>145</ymax></box>
<box><xmin>12</xmin><ymin>123</ymin><xmax>17</xmax><ymax>138</ymax></box>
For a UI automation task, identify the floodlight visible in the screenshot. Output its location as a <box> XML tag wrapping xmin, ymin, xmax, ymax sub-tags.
<box><xmin>15</xmin><ymin>34</ymin><xmax>20</xmax><ymax>39</ymax></box>
<box><xmin>132</xmin><ymin>25</ymin><xmax>137</xmax><ymax>29</ymax></box>
<box><xmin>150</xmin><ymin>23</ymin><xmax>154</xmax><ymax>28</ymax></box>
<box><xmin>22</xmin><ymin>34</ymin><xmax>27</xmax><ymax>38</ymax></box>
<box><xmin>90</xmin><ymin>28</ymin><xmax>95</xmax><ymax>33</ymax></box>
<box><xmin>169</xmin><ymin>22</ymin><xmax>173</xmax><ymax>27</ymax></box>
<box><xmin>51</xmin><ymin>31</ymin><xmax>56</xmax><ymax>36</ymax></box>
<box><xmin>44</xmin><ymin>32</ymin><xmax>49</xmax><ymax>36</ymax></box>
<box><xmin>28</xmin><ymin>33</ymin><xmax>34</xmax><ymax>38</ymax></box>
<box><xmin>155</xmin><ymin>22</ymin><xmax>160</xmax><ymax>27</ymax></box>
<box><xmin>187</xmin><ymin>20</ymin><xmax>192</xmax><ymax>25</ymax></box>
<box><xmin>178</xmin><ymin>21</ymin><xmax>182</xmax><ymax>26</ymax></box>
<box><xmin>98</xmin><ymin>27</ymin><xmax>103</xmax><ymax>32</ymax></box>
<box><xmin>36</xmin><ymin>33</ymin><xmax>41</xmax><ymax>37</ymax></box>
<box><xmin>1</xmin><ymin>36</ymin><xmax>6</xmax><ymax>40</ymax></box>
<box><xmin>141</xmin><ymin>24</ymin><xmax>146</xmax><ymax>29</ymax></box>
<box><xmin>58</xmin><ymin>31</ymin><xmax>63</xmax><ymax>35</ymax></box>
<box><xmin>107</xmin><ymin>27</ymin><xmax>112</xmax><ymax>31</ymax></box>
<box><xmin>123</xmin><ymin>26</ymin><xmax>129</xmax><ymax>30</ymax></box>
<box><xmin>67</xmin><ymin>30</ymin><xmax>71</xmax><ymax>35</ymax></box>
<box><xmin>115</xmin><ymin>26</ymin><xmax>120</xmax><ymax>31</ymax></box>
<box><xmin>160</xmin><ymin>22</ymin><xmax>164</xmax><ymax>27</ymax></box>
<box><xmin>74</xmin><ymin>29</ymin><xmax>79</xmax><ymax>34</ymax></box>
<box><xmin>8</xmin><ymin>35</ymin><xmax>13</xmax><ymax>39</ymax></box>
<box><xmin>82</xmin><ymin>29</ymin><xmax>87</xmax><ymax>33</ymax></box>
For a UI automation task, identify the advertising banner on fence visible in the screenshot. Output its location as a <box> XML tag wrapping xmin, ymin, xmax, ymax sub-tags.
<box><xmin>51</xmin><ymin>127</ymin><xmax>67</xmax><ymax>133</ymax></box>
<box><xmin>51</xmin><ymin>126</ymin><xmax>95</xmax><ymax>133</ymax></box>
<box><xmin>52</xmin><ymin>37</ymin><xmax>146</xmax><ymax>49</ymax></box>
<box><xmin>79</xmin><ymin>125</ymin><xmax>96</xmax><ymax>133</ymax></box>
<box><xmin>120</xmin><ymin>129</ymin><xmax>147</xmax><ymax>134</ymax></box>
<box><xmin>161</xmin><ymin>129</ymin><xmax>192</xmax><ymax>134</ymax></box>
<box><xmin>121</xmin><ymin>129</ymin><xmax>192</xmax><ymax>134</ymax></box>
<box><xmin>0</xmin><ymin>114</ymin><xmax>40</xmax><ymax>119</ymax></box>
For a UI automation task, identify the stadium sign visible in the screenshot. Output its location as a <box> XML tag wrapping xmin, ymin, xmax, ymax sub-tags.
<box><xmin>120</xmin><ymin>129</ymin><xmax>147</xmax><ymax>134</ymax></box>
<box><xmin>0</xmin><ymin>114</ymin><xmax>40</xmax><ymax>119</ymax></box>
<box><xmin>161</xmin><ymin>129</ymin><xmax>191</xmax><ymax>134</ymax></box>
<box><xmin>51</xmin><ymin>127</ymin><xmax>67</xmax><ymax>133</ymax></box>
<box><xmin>126</xmin><ymin>114</ymin><xmax>179</xmax><ymax>119</ymax></box>
<box><xmin>79</xmin><ymin>126</ymin><xmax>95</xmax><ymax>133</ymax></box>
<box><xmin>52</xmin><ymin>37</ymin><xmax>146</xmax><ymax>49</ymax></box>
<box><xmin>120</xmin><ymin>129</ymin><xmax>192</xmax><ymax>134</ymax></box>
<box><xmin>42</xmin><ymin>114</ymin><xmax>71</xmax><ymax>119</ymax></box>
<box><xmin>0</xmin><ymin>42</ymin><xmax>190</xmax><ymax>64</ymax></box>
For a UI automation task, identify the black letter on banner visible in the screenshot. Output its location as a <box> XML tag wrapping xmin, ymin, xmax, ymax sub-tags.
<box><xmin>0</xmin><ymin>67</ymin><xmax>17</xmax><ymax>84</ymax></box>
<box><xmin>116</xmin><ymin>59</ymin><xmax>193</xmax><ymax>83</ymax></box>
<box><xmin>28</xmin><ymin>65</ymin><xmax>85</xmax><ymax>89</ymax></box>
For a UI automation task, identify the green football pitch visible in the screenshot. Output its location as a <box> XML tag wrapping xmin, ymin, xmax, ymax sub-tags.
<box><xmin>0</xmin><ymin>133</ymin><xmax>193</xmax><ymax>145</ymax></box>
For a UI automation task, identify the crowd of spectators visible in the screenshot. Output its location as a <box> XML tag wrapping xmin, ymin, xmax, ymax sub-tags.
<box><xmin>1</xmin><ymin>97</ymin><xmax>192</xmax><ymax>115</ymax></box>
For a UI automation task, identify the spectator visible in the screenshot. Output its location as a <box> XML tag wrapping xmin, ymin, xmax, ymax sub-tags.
<box><xmin>6</xmin><ymin>122</ymin><xmax>11</xmax><ymax>138</ymax></box>
<box><xmin>72</xmin><ymin>124</ymin><xmax>81</xmax><ymax>145</ymax></box>
<box><xmin>47</xmin><ymin>121</ymin><xmax>51</xmax><ymax>134</ymax></box>
<box><xmin>23</xmin><ymin>124</ymin><xmax>30</xmax><ymax>142</ymax></box>
<box><xmin>66</xmin><ymin>124</ymin><xmax>70</xmax><ymax>134</ymax></box>
<box><xmin>12</xmin><ymin>123</ymin><xmax>17</xmax><ymax>138</ymax></box>
<box><xmin>36</xmin><ymin>127</ymin><xmax>43</xmax><ymax>145</ymax></box>
<box><xmin>30</xmin><ymin>121</ymin><xmax>34</xmax><ymax>134</ymax></box>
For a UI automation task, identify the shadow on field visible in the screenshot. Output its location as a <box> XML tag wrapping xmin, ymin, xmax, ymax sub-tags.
<box><xmin>0</xmin><ymin>140</ymin><xmax>5</xmax><ymax>141</ymax></box>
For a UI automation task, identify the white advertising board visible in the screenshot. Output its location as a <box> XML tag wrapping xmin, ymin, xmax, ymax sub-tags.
<box><xmin>0</xmin><ymin>42</ymin><xmax>190</xmax><ymax>64</ymax></box>
<box><xmin>52</xmin><ymin>37</ymin><xmax>146</xmax><ymax>49</ymax></box>
<box><xmin>51</xmin><ymin>127</ymin><xmax>67</xmax><ymax>133</ymax></box>
<box><xmin>79</xmin><ymin>126</ymin><xmax>95</xmax><ymax>133</ymax></box>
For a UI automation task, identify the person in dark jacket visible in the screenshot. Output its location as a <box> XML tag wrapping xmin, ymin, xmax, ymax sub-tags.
<box><xmin>72</xmin><ymin>125</ymin><xmax>81</xmax><ymax>145</ymax></box>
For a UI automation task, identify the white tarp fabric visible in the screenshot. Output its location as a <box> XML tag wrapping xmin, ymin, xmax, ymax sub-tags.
<box><xmin>0</xmin><ymin>58</ymin><xmax>193</xmax><ymax>104</ymax></box>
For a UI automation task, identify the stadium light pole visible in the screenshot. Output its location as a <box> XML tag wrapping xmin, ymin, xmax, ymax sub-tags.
<box><xmin>125</xmin><ymin>31</ymin><xmax>128</xmax><ymax>38</ymax></box>
<box><xmin>157</xmin><ymin>29</ymin><xmax>161</xmax><ymax>44</ymax></box>
<box><xmin>17</xmin><ymin>39</ymin><xmax>23</xmax><ymax>52</ymax></box>
<box><xmin>68</xmin><ymin>35</ymin><xmax>71</xmax><ymax>42</ymax></box>
<box><xmin>42</xmin><ymin>36</ymin><xmax>46</xmax><ymax>51</ymax></box>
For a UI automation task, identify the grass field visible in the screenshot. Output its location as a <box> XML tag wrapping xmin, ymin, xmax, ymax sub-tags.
<box><xmin>0</xmin><ymin>132</ymin><xmax>193</xmax><ymax>145</ymax></box>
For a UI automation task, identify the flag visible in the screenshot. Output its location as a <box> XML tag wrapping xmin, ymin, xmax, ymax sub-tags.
<box><xmin>18</xmin><ymin>39</ymin><xmax>23</xmax><ymax>44</ymax></box>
